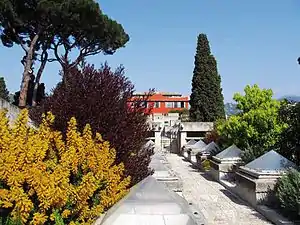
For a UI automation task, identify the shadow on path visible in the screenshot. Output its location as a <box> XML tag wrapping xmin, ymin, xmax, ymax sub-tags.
<box><xmin>176</xmin><ymin>155</ymin><xmax>271</xmax><ymax>223</ymax></box>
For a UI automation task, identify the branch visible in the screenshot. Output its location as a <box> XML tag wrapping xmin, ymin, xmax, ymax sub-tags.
<box><xmin>63</xmin><ymin>42</ymin><xmax>69</xmax><ymax>60</ymax></box>
<box><xmin>7</xmin><ymin>22</ymin><xmax>29</xmax><ymax>53</ymax></box>
<box><xmin>70</xmin><ymin>51</ymin><xmax>84</xmax><ymax>68</ymax></box>
<box><xmin>47</xmin><ymin>58</ymin><xmax>58</xmax><ymax>62</ymax></box>
<box><xmin>85</xmin><ymin>49</ymin><xmax>103</xmax><ymax>57</ymax></box>
<box><xmin>53</xmin><ymin>41</ymin><xmax>64</xmax><ymax>65</ymax></box>
<box><xmin>69</xmin><ymin>35</ymin><xmax>84</xmax><ymax>50</ymax></box>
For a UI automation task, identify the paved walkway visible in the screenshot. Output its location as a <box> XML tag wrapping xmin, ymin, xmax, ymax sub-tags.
<box><xmin>165</xmin><ymin>153</ymin><xmax>272</xmax><ymax>225</ymax></box>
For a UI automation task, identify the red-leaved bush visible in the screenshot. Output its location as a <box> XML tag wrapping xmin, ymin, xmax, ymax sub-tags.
<box><xmin>30</xmin><ymin>63</ymin><xmax>154</xmax><ymax>185</ymax></box>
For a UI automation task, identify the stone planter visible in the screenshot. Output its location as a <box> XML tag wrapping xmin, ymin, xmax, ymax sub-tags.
<box><xmin>195</xmin><ymin>154</ymin><xmax>212</xmax><ymax>171</ymax></box>
<box><xmin>234</xmin><ymin>150</ymin><xmax>297</xmax><ymax>206</ymax></box>
<box><xmin>209</xmin><ymin>144</ymin><xmax>244</xmax><ymax>182</ymax></box>
<box><xmin>210</xmin><ymin>157</ymin><xmax>244</xmax><ymax>182</ymax></box>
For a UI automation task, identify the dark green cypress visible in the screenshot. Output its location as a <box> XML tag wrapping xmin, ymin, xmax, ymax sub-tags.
<box><xmin>0</xmin><ymin>77</ymin><xmax>9</xmax><ymax>101</ymax></box>
<box><xmin>189</xmin><ymin>34</ymin><xmax>225</xmax><ymax>122</ymax></box>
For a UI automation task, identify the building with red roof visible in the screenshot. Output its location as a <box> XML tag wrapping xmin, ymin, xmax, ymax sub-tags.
<box><xmin>129</xmin><ymin>92</ymin><xmax>189</xmax><ymax>114</ymax></box>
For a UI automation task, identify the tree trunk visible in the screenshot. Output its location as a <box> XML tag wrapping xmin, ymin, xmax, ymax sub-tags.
<box><xmin>18</xmin><ymin>35</ymin><xmax>39</xmax><ymax>108</ymax></box>
<box><xmin>32</xmin><ymin>52</ymin><xmax>47</xmax><ymax>107</ymax></box>
<box><xmin>62</xmin><ymin>62</ymin><xmax>74</xmax><ymax>86</ymax></box>
<box><xmin>62</xmin><ymin>64</ymin><xmax>68</xmax><ymax>85</ymax></box>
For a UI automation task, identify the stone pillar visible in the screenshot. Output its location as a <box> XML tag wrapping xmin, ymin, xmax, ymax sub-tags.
<box><xmin>154</xmin><ymin>131</ymin><xmax>161</xmax><ymax>147</ymax></box>
<box><xmin>180</xmin><ymin>131</ymin><xmax>187</xmax><ymax>149</ymax></box>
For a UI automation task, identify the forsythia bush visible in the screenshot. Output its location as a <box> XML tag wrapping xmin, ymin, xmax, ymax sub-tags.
<box><xmin>0</xmin><ymin>109</ymin><xmax>130</xmax><ymax>224</ymax></box>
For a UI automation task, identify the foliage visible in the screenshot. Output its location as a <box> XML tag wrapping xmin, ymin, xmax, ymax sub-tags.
<box><xmin>189</xmin><ymin>33</ymin><xmax>225</xmax><ymax>122</ymax></box>
<box><xmin>201</xmin><ymin>159</ymin><xmax>211</xmax><ymax>171</ymax></box>
<box><xmin>204</xmin><ymin>129</ymin><xmax>219</xmax><ymax>144</ymax></box>
<box><xmin>277</xmin><ymin>101</ymin><xmax>300</xmax><ymax>165</ymax></box>
<box><xmin>0</xmin><ymin>109</ymin><xmax>130</xmax><ymax>224</ymax></box>
<box><xmin>168</xmin><ymin>109</ymin><xmax>189</xmax><ymax>121</ymax></box>
<box><xmin>0</xmin><ymin>214</ymin><xmax>22</xmax><ymax>225</ymax></box>
<box><xmin>30</xmin><ymin>63</ymin><xmax>153</xmax><ymax>185</ymax></box>
<box><xmin>275</xmin><ymin>169</ymin><xmax>300</xmax><ymax>220</ymax></box>
<box><xmin>0</xmin><ymin>77</ymin><xmax>9</xmax><ymax>101</ymax></box>
<box><xmin>204</xmin><ymin>121</ymin><xmax>228</xmax><ymax>148</ymax></box>
<box><xmin>0</xmin><ymin>0</ymin><xmax>129</xmax><ymax>107</ymax></box>
<box><xmin>168</xmin><ymin>109</ymin><xmax>189</xmax><ymax>114</ymax></box>
<box><xmin>217</xmin><ymin>84</ymin><xmax>287</xmax><ymax>163</ymax></box>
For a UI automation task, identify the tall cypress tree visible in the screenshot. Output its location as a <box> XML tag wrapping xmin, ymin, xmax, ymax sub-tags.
<box><xmin>0</xmin><ymin>77</ymin><xmax>9</xmax><ymax>101</ymax></box>
<box><xmin>189</xmin><ymin>34</ymin><xmax>225</xmax><ymax>122</ymax></box>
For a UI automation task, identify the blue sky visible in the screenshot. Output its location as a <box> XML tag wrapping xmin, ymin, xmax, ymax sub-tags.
<box><xmin>0</xmin><ymin>0</ymin><xmax>300</xmax><ymax>102</ymax></box>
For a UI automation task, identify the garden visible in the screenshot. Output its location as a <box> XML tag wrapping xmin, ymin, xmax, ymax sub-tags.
<box><xmin>1</xmin><ymin>0</ymin><xmax>300</xmax><ymax>224</ymax></box>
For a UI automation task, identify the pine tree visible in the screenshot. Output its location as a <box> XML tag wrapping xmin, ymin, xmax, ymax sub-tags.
<box><xmin>0</xmin><ymin>77</ymin><xmax>9</xmax><ymax>101</ymax></box>
<box><xmin>189</xmin><ymin>34</ymin><xmax>225</xmax><ymax>122</ymax></box>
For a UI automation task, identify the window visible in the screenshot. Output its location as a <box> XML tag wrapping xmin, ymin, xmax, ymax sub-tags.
<box><xmin>154</xmin><ymin>101</ymin><xmax>160</xmax><ymax>108</ymax></box>
<box><xmin>165</xmin><ymin>102</ymin><xmax>173</xmax><ymax>108</ymax></box>
<box><xmin>173</xmin><ymin>102</ymin><xmax>181</xmax><ymax>108</ymax></box>
<box><xmin>147</xmin><ymin>131</ymin><xmax>155</xmax><ymax>137</ymax></box>
<box><xmin>187</xmin><ymin>131</ymin><xmax>207</xmax><ymax>137</ymax></box>
<box><xmin>142</xmin><ymin>101</ymin><xmax>148</xmax><ymax>108</ymax></box>
<box><xmin>181</xmin><ymin>101</ymin><xmax>185</xmax><ymax>108</ymax></box>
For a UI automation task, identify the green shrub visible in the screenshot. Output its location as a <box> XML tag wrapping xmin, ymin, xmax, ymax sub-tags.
<box><xmin>275</xmin><ymin>169</ymin><xmax>300</xmax><ymax>220</ymax></box>
<box><xmin>241</xmin><ymin>146</ymin><xmax>266</xmax><ymax>164</ymax></box>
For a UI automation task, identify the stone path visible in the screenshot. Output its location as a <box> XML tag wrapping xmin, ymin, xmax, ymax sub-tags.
<box><xmin>165</xmin><ymin>153</ymin><xmax>273</xmax><ymax>225</ymax></box>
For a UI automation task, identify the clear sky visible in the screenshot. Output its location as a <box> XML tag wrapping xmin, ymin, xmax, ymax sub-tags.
<box><xmin>0</xmin><ymin>0</ymin><xmax>300</xmax><ymax>102</ymax></box>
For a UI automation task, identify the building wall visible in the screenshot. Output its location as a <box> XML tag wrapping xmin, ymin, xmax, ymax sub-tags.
<box><xmin>147</xmin><ymin>113</ymin><xmax>181</xmax><ymax>147</ymax></box>
<box><xmin>129</xmin><ymin>92</ymin><xmax>189</xmax><ymax>114</ymax></box>
<box><xmin>178</xmin><ymin>122</ymin><xmax>214</xmax><ymax>150</ymax></box>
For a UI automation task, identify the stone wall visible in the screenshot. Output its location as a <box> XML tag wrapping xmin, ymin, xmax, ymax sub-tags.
<box><xmin>178</xmin><ymin>122</ymin><xmax>214</xmax><ymax>150</ymax></box>
<box><xmin>180</xmin><ymin>122</ymin><xmax>213</xmax><ymax>132</ymax></box>
<box><xmin>0</xmin><ymin>97</ymin><xmax>36</xmax><ymax>127</ymax></box>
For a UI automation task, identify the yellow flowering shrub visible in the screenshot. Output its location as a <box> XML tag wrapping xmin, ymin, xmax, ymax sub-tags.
<box><xmin>0</xmin><ymin>109</ymin><xmax>130</xmax><ymax>224</ymax></box>
<box><xmin>201</xmin><ymin>159</ymin><xmax>211</xmax><ymax>171</ymax></box>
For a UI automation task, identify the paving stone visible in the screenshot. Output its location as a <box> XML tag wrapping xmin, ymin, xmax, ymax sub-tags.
<box><xmin>165</xmin><ymin>153</ymin><xmax>272</xmax><ymax>225</ymax></box>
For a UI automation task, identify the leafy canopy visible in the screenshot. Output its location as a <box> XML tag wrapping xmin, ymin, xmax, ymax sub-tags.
<box><xmin>0</xmin><ymin>0</ymin><xmax>129</xmax><ymax>107</ymax></box>
<box><xmin>217</xmin><ymin>84</ymin><xmax>287</xmax><ymax>162</ymax></box>
<box><xmin>0</xmin><ymin>0</ymin><xmax>129</xmax><ymax>68</ymax></box>
<box><xmin>277</xmin><ymin>101</ymin><xmax>300</xmax><ymax>165</ymax></box>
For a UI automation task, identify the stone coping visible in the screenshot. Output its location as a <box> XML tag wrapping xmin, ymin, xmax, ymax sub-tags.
<box><xmin>155</xmin><ymin>177</ymin><xmax>180</xmax><ymax>181</ymax></box>
<box><xmin>211</xmin><ymin>156</ymin><xmax>243</xmax><ymax>164</ymax></box>
<box><xmin>238</xmin><ymin>166</ymin><xmax>286</xmax><ymax>179</ymax></box>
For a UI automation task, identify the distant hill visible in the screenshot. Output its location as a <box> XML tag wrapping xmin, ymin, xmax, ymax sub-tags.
<box><xmin>278</xmin><ymin>95</ymin><xmax>300</xmax><ymax>102</ymax></box>
<box><xmin>224</xmin><ymin>103</ymin><xmax>240</xmax><ymax>116</ymax></box>
<box><xmin>224</xmin><ymin>96</ymin><xmax>300</xmax><ymax>117</ymax></box>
